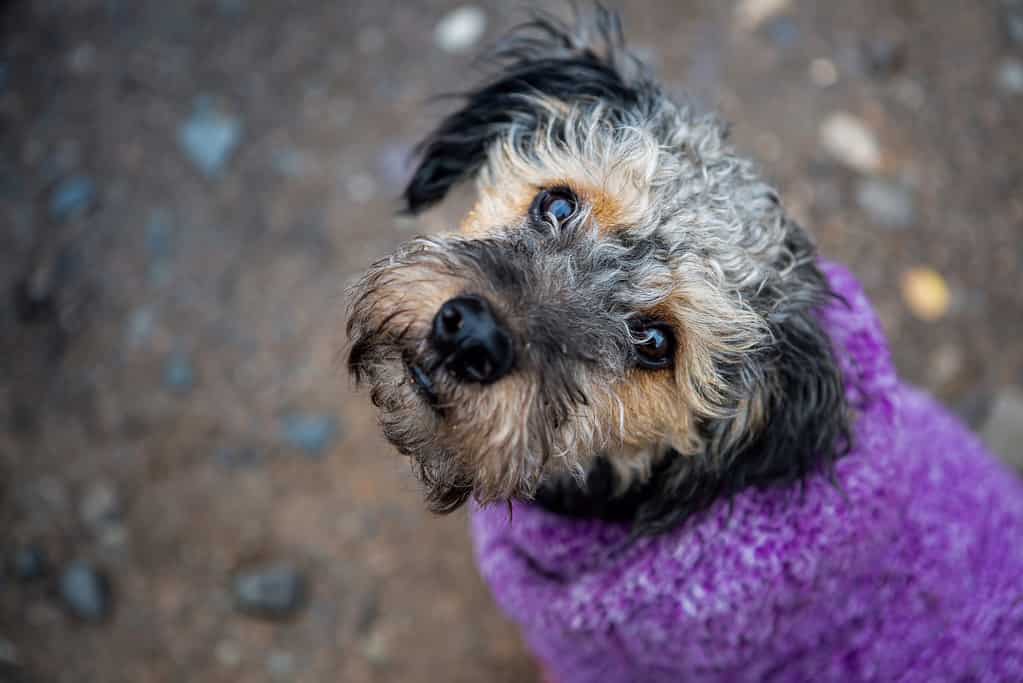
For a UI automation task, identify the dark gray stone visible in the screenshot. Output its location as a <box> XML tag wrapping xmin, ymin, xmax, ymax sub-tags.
<box><xmin>996</xmin><ymin>58</ymin><xmax>1023</xmax><ymax>95</ymax></box>
<box><xmin>178</xmin><ymin>98</ymin><xmax>242</xmax><ymax>178</ymax></box>
<box><xmin>233</xmin><ymin>564</ymin><xmax>307</xmax><ymax>619</ymax></box>
<box><xmin>214</xmin><ymin>445</ymin><xmax>264</xmax><ymax>469</ymax></box>
<box><xmin>163</xmin><ymin>352</ymin><xmax>195</xmax><ymax>394</ymax></box>
<box><xmin>59</xmin><ymin>561</ymin><xmax>112</xmax><ymax>622</ymax></box>
<box><xmin>860</xmin><ymin>35</ymin><xmax>906</xmax><ymax>77</ymax></box>
<box><xmin>763</xmin><ymin>17</ymin><xmax>799</xmax><ymax>49</ymax></box>
<box><xmin>280</xmin><ymin>414</ymin><xmax>338</xmax><ymax>458</ymax></box>
<box><xmin>49</xmin><ymin>176</ymin><xmax>97</xmax><ymax>222</ymax></box>
<box><xmin>856</xmin><ymin>178</ymin><xmax>917</xmax><ymax>230</ymax></box>
<box><xmin>10</xmin><ymin>545</ymin><xmax>47</xmax><ymax>581</ymax></box>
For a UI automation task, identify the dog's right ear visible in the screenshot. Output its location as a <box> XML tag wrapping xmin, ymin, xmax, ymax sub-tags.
<box><xmin>401</xmin><ymin>88</ymin><xmax>516</xmax><ymax>214</ymax></box>
<box><xmin>402</xmin><ymin>7</ymin><xmax>640</xmax><ymax>214</ymax></box>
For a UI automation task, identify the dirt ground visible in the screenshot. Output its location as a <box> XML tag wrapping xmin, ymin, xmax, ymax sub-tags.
<box><xmin>1</xmin><ymin>1</ymin><xmax>1021</xmax><ymax>681</ymax></box>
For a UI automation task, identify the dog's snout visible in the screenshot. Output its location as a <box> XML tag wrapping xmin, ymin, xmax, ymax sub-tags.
<box><xmin>431</xmin><ymin>296</ymin><xmax>514</xmax><ymax>384</ymax></box>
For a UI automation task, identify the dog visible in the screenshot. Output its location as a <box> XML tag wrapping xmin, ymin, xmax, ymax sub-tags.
<box><xmin>347</xmin><ymin>8</ymin><xmax>1023</xmax><ymax>682</ymax></box>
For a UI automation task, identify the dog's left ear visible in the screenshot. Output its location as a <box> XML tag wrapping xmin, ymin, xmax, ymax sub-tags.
<box><xmin>705</xmin><ymin>259</ymin><xmax>851</xmax><ymax>491</ymax></box>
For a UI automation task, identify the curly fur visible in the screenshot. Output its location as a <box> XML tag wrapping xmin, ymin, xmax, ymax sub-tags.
<box><xmin>348</xmin><ymin>6</ymin><xmax>849</xmax><ymax>534</ymax></box>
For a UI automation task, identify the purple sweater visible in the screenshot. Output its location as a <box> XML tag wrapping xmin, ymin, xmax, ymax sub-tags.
<box><xmin>471</xmin><ymin>263</ymin><xmax>1023</xmax><ymax>682</ymax></box>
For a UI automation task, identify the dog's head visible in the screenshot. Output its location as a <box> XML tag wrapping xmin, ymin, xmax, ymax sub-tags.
<box><xmin>347</xmin><ymin>9</ymin><xmax>848</xmax><ymax>531</ymax></box>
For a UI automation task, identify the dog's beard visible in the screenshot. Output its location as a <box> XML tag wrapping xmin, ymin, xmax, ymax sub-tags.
<box><xmin>350</xmin><ymin>327</ymin><xmax>621</xmax><ymax>512</ymax></box>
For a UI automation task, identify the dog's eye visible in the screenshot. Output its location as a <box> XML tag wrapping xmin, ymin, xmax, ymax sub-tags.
<box><xmin>632</xmin><ymin>321</ymin><xmax>675</xmax><ymax>370</ymax></box>
<box><xmin>532</xmin><ymin>188</ymin><xmax>578</xmax><ymax>226</ymax></box>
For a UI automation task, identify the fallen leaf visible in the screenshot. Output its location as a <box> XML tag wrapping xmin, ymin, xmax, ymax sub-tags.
<box><xmin>900</xmin><ymin>267</ymin><xmax>950</xmax><ymax>321</ymax></box>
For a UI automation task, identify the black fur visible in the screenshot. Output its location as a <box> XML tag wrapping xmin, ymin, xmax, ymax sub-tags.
<box><xmin>403</xmin><ymin>7</ymin><xmax>647</xmax><ymax>213</ymax></box>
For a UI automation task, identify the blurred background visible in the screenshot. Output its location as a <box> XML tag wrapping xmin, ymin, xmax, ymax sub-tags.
<box><xmin>1</xmin><ymin>0</ymin><xmax>1021</xmax><ymax>681</ymax></box>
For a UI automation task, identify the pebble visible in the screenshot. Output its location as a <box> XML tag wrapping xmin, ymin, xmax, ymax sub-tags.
<box><xmin>126</xmin><ymin>308</ymin><xmax>155</xmax><ymax>348</ymax></box>
<box><xmin>273</xmin><ymin>148</ymin><xmax>307</xmax><ymax>178</ymax></box>
<box><xmin>214</xmin><ymin>445</ymin><xmax>263</xmax><ymax>469</ymax></box>
<box><xmin>145</xmin><ymin>209</ymin><xmax>174</xmax><ymax>261</ymax></box>
<box><xmin>49</xmin><ymin>175</ymin><xmax>97</xmax><ymax>221</ymax></box>
<box><xmin>900</xmin><ymin>267</ymin><xmax>951</xmax><ymax>321</ymax></box>
<box><xmin>809</xmin><ymin>58</ymin><xmax>838</xmax><ymax>87</ymax></box>
<box><xmin>280</xmin><ymin>414</ymin><xmax>338</xmax><ymax>458</ymax></box>
<box><xmin>266</xmin><ymin>650</ymin><xmax>295</xmax><ymax>679</ymax></box>
<box><xmin>996</xmin><ymin>58</ymin><xmax>1023</xmax><ymax>94</ymax></box>
<box><xmin>1004</xmin><ymin>3</ymin><xmax>1023</xmax><ymax>46</ymax></box>
<box><xmin>762</xmin><ymin>17</ymin><xmax>799</xmax><ymax>49</ymax></box>
<box><xmin>0</xmin><ymin>639</ymin><xmax>15</xmax><ymax>665</ymax></box>
<box><xmin>434</xmin><ymin>6</ymin><xmax>487</xmax><ymax>54</ymax></box>
<box><xmin>163</xmin><ymin>352</ymin><xmax>196</xmax><ymax>394</ymax></box>
<box><xmin>216</xmin><ymin>0</ymin><xmax>247</xmax><ymax>15</ymax></box>
<box><xmin>215</xmin><ymin>639</ymin><xmax>243</xmax><ymax>668</ymax></box>
<box><xmin>735</xmin><ymin>0</ymin><xmax>791</xmax><ymax>32</ymax></box>
<box><xmin>232</xmin><ymin>564</ymin><xmax>307</xmax><ymax>619</ymax></box>
<box><xmin>79</xmin><ymin>481</ymin><xmax>121</xmax><ymax>535</ymax></box>
<box><xmin>10</xmin><ymin>545</ymin><xmax>47</xmax><ymax>581</ymax></box>
<box><xmin>981</xmin><ymin>388</ymin><xmax>1023</xmax><ymax>470</ymax></box>
<box><xmin>855</xmin><ymin>178</ymin><xmax>916</xmax><ymax>229</ymax></box>
<box><xmin>346</xmin><ymin>172</ymin><xmax>377</xmax><ymax>204</ymax></box>
<box><xmin>819</xmin><ymin>112</ymin><xmax>882</xmax><ymax>173</ymax></box>
<box><xmin>178</xmin><ymin>98</ymin><xmax>243</xmax><ymax>177</ymax></box>
<box><xmin>59</xmin><ymin>561</ymin><xmax>112</xmax><ymax>622</ymax></box>
<box><xmin>860</xmin><ymin>35</ymin><xmax>906</xmax><ymax>77</ymax></box>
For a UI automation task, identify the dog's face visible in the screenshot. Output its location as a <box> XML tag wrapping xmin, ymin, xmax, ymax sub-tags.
<box><xmin>348</xmin><ymin>11</ymin><xmax>848</xmax><ymax>528</ymax></box>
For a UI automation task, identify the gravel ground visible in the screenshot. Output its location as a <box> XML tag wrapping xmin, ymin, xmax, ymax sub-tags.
<box><xmin>1</xmin><ymin>1</ymin><xmax>1021</xmax><ymax>681</ymax></box>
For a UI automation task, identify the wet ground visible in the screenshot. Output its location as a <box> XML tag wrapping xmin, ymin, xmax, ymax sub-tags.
<box><xmin>1</xmin><ymin>1</ymin><xmax>1021</xmax><ymax>681</ymax></box>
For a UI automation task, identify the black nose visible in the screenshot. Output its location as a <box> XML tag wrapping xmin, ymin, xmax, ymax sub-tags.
<box><xmin>431</xmin><ymin>296</ymin><xmax>514</xmax><ymax>383</ymax></box>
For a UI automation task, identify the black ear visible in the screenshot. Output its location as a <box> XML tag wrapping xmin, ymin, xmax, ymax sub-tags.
<box><xmin>402</xmin><ymin>7</ymin><xmax>643</xmax><ymax>214</ymax></box>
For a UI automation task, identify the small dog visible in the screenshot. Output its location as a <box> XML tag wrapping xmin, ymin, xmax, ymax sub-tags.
<box><xmin>347</xmin><ymin>9</ymin><xmax>1023</xmax><ymax>682</ymax></box>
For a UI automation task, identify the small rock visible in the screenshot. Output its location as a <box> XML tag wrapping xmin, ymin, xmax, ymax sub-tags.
<box><xmin>163</xmin><ymin>352</ymin><xmax>195</xmax><ymax>394</ymax></box>
<box><xmin>178</xmin><ymin>98</ymin><xmax>243</xmax><ymax>177</ymax></box>
<box><xmin>735</xmin><ymin>0</ymin><xmax>791</xmax><ymax>32</ymax></box>
<box><xmin>59</xmin><ymin>561</ymin><xmax>112</xmax><ymax>622</ymax></box>
<box><xmin>900</xmin><ymin>267</ymin><xmax>950</xmax><ymax>322</ymax></box>
<box><xmin>266</xmin><ymin>650</ymin><xmax>295</xmax><ymax>679</ymax></box>
<box><xmin>860</xmin><ymin>34</ymin><xmax>906</xmax><ymax>77</ymax></box>
<box><xmin>232</xmin><ymin>564</ymin><xmax>307</xmax><ymax>619</ymax></box>
<box><xmin>809</xmin><ymin>58</ymin><xmax>838</xmax><ymax>87</ymax></box>
<box><xmin>855</xmin><ymin>178</ymin><xmax>916</xmax><ymax>229</ymax></box>
<box><xmin>145</xmin><ymin>210</ymin><xmax>174</xmax><ymax>260</ymax></box>
<box><xmin>280</xmin><ymin>414</ymin><xmax>338</xmax><ymax>458</ymax></box>
<box><xmin>819</xmin><ymin>112</ymin><xmax>882</xmax><ymax>173</ymax></box>
<box><xmin>216</xmin><ymin>0</ymin><xmax>246</xmax><ymax>15</ymax></box>
<box><xmin>0</xmin><ymin>638</ymin><xmax>16</xmax><ymax>665</ymax></box>
<box><xmin>273</xmin><ymin>148</ymin><xmax>307</xmax><ymax>178</ymax></box>
<box><xmin>68</xmin><ymin>43</ymin><xmax>98</xmax><ymax>74</ymax></box>
<box><xmin>996</xmin><ymin>58</ymin><xmax>1023</xmax><ymax>94</ymax></box>
<box><xmin>215</xmin><ymin>639</ymin><xmax>243</xmax><ymax>668</ymax></box>
<box><xmin>981</xmin><ymin>388</ymin><xmax>1023</xmax><ymax>470</ymax></box>
<box><xmin>126</xmin><ymin>308</ymin><xmax>155</xmax><ymax>347</ymax></box>
<box><xmin>376</xmin><ymin>144</ymin><xmax>413</xmax><ymax>187</ymax></box>
<box><xmin>49</xmin><ymin>175</ymin><xmax>97</xmax><ymax>221</ymax></box>
<box><xmin>79</xmin><ymin>481</ymin><xmax>121</xmax><ymax>532</ymax></box>
<box><xmin>346</xmin><ymin>172</ymin><xmax>377</xmax><ymax>204</ymax></box>
<box><xmin>1004</xmin><ymin>4</ymin><xmax>1023</xmax><ymax>46</ymax></box>
<box><xmin>10</xmin><ymin>545</ymin><xmax>47</xmax><ymax>581</ymax></box>
<box><xmin>214</xmin><ymin>445</ymin><xmax>263</xmax><ymax>469</ymax></box>
<box><xmin>762</xmin><ymin>16</ymin><xmax>799</xmax><ymax>49</ymax></box>
<box><xmin>434</xmin><ymin>6</ymin><xmax>487</xmax><ymax>54</ymax></box>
